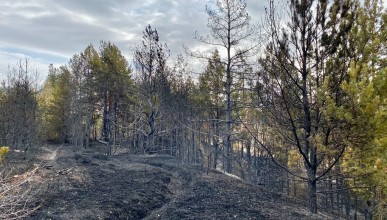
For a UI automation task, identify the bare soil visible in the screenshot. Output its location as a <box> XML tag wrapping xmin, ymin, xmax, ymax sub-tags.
<box><xmin>13</xmin><ymin>144</ymin><xmax>343</xmax><ymax>220</ymax></box>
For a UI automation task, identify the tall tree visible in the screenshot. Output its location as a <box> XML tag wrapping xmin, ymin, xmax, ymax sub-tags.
<box><xmin>98</xmin><ymin>41</ymin><xmax>133</xmax><ymax>154</ymax></box>
<box><xmin>65</xmin><ymin>45</ymin><xmax>101</xmax><ymax>148</ymax></box>
<box><xmin>39</xmin><ymin>65</ymin><xmax>71</xmax><ymax>142</ymax></box>
<box><xmin>339</xmin><ymin>0</ymin><xmax>387</xmax><ymax>218</ymax></box>
<box><xmin>197</xmin><ymin>49</ymin><xmax>225</xmax><ymax>169</ymax></box>
<box><xmin>257</xmin><ymin>0</ymin><xmax>356</xmax><ymax>213</ymax></box>
<box><xmin>134</xmin><ymin>25</ymin><xmax>170</xmax><ymax>153</ymax></box>
<box><xmin>197</xmin><ymin>0</ymin><xmax>256</xmax><ymax>173</ymax></box>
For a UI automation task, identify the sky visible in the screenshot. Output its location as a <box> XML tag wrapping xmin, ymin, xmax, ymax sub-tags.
<box><xmin>0</xmin><ymin>0</ymin><xmax>267</xmax><ymax>81</ymax></box>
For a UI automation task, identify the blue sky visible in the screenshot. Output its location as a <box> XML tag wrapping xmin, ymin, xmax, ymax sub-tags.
<box><xmin>0</xmin><ymin>0</ymin><xmax>266</xmax><ymax>80</ymax></box>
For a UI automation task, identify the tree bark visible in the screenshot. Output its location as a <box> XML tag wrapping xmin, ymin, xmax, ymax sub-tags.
<box><xmin>307</xmin><ymin>178</ymin><xmax>318</xmax><ymax>213</ymax></box>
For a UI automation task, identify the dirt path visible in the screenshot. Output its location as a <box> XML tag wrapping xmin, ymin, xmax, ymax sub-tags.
<box><xmin>27</xmin><ymin>145</ymin><xmax>199</xmax><ymax>219</ymax></box>
<box><xmin>25</xmin><ymin>145</ymin><xmax>341</xmax><ymax>220</ymax></box>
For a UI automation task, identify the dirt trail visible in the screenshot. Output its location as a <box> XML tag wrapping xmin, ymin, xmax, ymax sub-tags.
<box><xmin>25</xmin><ymin>145</ymin><xmax>341</xmax><ymax>220</ymax></box>
<box><xmin>27</xmin><ymin>145</ymin><xmax>199</xmax><ymax>219</ymax></box>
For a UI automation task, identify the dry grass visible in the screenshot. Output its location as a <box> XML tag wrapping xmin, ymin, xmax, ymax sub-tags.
<box><xmin>0</xmin><ymin>165</ymin><xmax>42</xmax><ymax>219</ymax></box>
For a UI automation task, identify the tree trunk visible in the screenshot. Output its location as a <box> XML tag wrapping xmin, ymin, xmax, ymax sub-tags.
<box><xmin>102</xmin><ymin>103</ymin><xmax>110</xmax><ymax>142</ymax></box>
<box><xmin>287</xmin><ymin>172</ymin><xmax>290</xmax><ymax>196</ymax></box>
<box><xmin>112</xmin><ymin>113</ymin><xmax>116</xmax><ymax>155</ymax></box>
<box><xmin>293</xmin><ymin>176</ymin><xmax>297</xmax><ymax>198</ymax></box>
<box><xmin>336</xmin><ymin>175</ymin><xmax>341</xmax><ymax>213</ymax></box>
<box><xmin>307</xmin><ymin>167</ymin><xmax>318</xmax><ymax>213</ymax></box>
<box><xmin>214</xmin><ymin>119</ymin><xmax>219</xmax><ymax>169</ymax></box>
<box><xmin>225</xmin><ymin>66</ymin><xmax>232</xmax><ymax>173</ymax></box>
<box><xmin>225</xmin><ymin>17</ymin><xmax>233</xmax><ymax>174</ymax></box>
<box><xmin>365</xmin><ymin>200</ymin><xmax>373</xmax><ymax>220</ymax></box>
<box><xmin>191</xmin><ymin>130</ymin><xmax>195</xmax><ymax>163</ymax></box>
<box><xmin>308</xmin><ymin>179</ymin><xmax>318</xmax><ymax>213</ymax></box>
<box><xmin>329</xmin><ymin>176</ymin><xmax>334</xmax><ymax>211</ymax></box>
<box><xmin>246</xmin><ymin>141</ymin><xmax>251</xmax><ymax>182</ymax></box>
<box><xmin>345</xmin><ymin>189</ymin><xmax>351</xmax><ymax>218</ymax></box>
<box><xmin>85</xmin><ymin>113</ymin><xmax>91</xmax><ymax>148</ymax></box>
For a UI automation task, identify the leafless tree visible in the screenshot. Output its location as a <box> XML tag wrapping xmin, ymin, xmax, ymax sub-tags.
<box><xmin>195</xmin><ymin>0</ymin><xmax>258</xmax><ymax>173</ymax></box>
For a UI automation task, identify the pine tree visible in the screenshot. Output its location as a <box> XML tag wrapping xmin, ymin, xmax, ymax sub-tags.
<box><xmin>39</xmin><ymin>65</ymin><xmax>71</xmax><ymax>142</ymax></box>
<box><xmin>98</xmin><ymin>41</ymin><xmax>133</xmax><ymax>154</ymax></box>
<box><xmin>338</xmin><ymin>0</ymin><xmax>387</xmax><ymax>217</ymax></box>
<box><xmin>197</xmin><ymin>49</ymin><xmax>225</xmax><ymax>169</ymax></box>
<box><xmin>258</xmin><ymin>0</ymin><xmax>357</xmax><ymax>213</ymax></box>
<box><xmin>196</xmin><ymin>0</ymin><xmax>257</xmax><ymax>173</ymax></box>
<box><xmin>134</xmin><ymin>25</ymin><xmax>170</xmax><ymax>153</ymax></box>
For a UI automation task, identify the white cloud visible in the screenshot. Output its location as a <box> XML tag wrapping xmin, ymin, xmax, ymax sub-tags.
<box><xmin>0</xmin><ymin>0</ymin><xmax>268</xmax><ymax>82</ymax></box>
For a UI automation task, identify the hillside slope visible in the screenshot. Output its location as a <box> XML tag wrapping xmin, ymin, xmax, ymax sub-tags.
<box><xmin>23</xmin><ymin>145</ymin><xmax>341</xmax><ymax>220</ymax></box>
